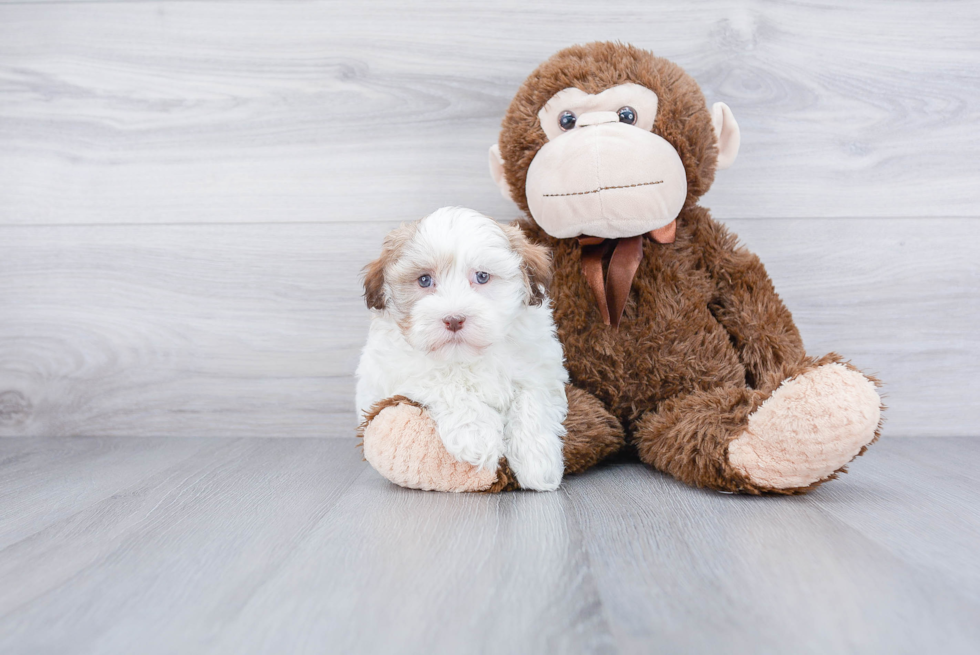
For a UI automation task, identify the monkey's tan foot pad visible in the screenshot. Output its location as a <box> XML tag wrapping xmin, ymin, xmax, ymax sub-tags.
<box><xmin>728</xmin><ymin>363</ymin><xmax>882</xmax><ymax>490</ymax></box>
<box><xmin>361</xmin><ymin>402</ymin><xmax>501</xmax><ymax>492</ymax></box>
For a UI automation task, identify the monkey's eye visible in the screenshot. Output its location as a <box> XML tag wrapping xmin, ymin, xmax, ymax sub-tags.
<box><xmin>617</xmin><ymin>106</ymin><xmax>637</xmax><ymax>125</ymax></box>
<box><xmin>474</xmin><ymin>271</ymin><xmax>490</xmax><ymax>285</ymax></box>
<box><xmin>558</xmin><ymin>111</ymin><xmax>577</xmax><ymax>131</ymax></box>
<box><xmin>418</xmin><ymin>274</ymin><xmax>432</xmax><ymax>288</ymax></box>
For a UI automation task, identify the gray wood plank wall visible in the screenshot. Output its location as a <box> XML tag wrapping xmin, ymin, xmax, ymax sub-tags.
<box><xmin>1</xmin><ymin>1</ymin><xmax>978</xmax><ymax>437</ymax></box>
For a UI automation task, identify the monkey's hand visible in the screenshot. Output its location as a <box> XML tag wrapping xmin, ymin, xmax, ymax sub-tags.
<box><xmin>358</xmin><ymin>396</ymin><xmax>517</xmax><ymax>493</ymax></box>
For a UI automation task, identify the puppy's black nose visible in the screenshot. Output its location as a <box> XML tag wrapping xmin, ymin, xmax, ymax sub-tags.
<box><xmin>444</xmin><ymin>315</ymin><xmax>466</xmax><ymax>332</ymax></box>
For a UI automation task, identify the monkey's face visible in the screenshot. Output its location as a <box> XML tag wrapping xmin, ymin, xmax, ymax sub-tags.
<box><xmin>524</xmin><ymin>83</ymin><xmax>687</xmax><ymax>240</ymax></box>
<box><xmin>491</xmin><ymin>44</ymin><xmax>740</xmax><ymax>241</ymax></box>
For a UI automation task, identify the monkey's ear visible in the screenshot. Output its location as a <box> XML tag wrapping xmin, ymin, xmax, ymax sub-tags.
<box><xmin>711</xmin><ymin>102</ymin><xmax>740</xmax><ymax>170</ymax></box>
<box><xmin>489</xmin><ymin>144</ymin><xmax>515</xmax><ymax>202</ymax></box>
<box><xmin>504</xmin><ymin>223</ymin><xmax>552</xmax><ymax>306</ymax></box>
<box><xmin>362</xmin><ymin>256</ymin><xmax>387</xmax><ymax>310</ymax></box>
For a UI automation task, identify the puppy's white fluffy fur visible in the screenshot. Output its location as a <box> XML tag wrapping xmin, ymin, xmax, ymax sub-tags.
<box><xmin>355</xmin><ymin>207</ymin><xmax>568</xmax><ymax>491</ymax></box>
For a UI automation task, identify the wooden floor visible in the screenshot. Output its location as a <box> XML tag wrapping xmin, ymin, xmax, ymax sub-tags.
<box><xmin>1</xmin><ymin>436</ymin><xmax>978</xmax><ymax>654</ymax></box>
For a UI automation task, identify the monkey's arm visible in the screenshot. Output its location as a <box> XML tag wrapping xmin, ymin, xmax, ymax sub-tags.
<box><xmin>561</xmin><ymin>385</ymin><xmax>626</xmax><ymax>473</ymax></box>
<box><xmin>691</xmin><ymin>207</ymin><xmax>806</xmax><ymax>393</ymax></box>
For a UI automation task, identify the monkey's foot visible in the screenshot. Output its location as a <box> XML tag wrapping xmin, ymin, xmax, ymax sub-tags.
<box><xmin>727</xmin><ymin>363</ymin><xmax>882</xmax><ymax>491</ymax></box>
<box><xmin>359</xmin><ymin>397</ymin><xmax>519</xmax><ymax>493</ymax></box>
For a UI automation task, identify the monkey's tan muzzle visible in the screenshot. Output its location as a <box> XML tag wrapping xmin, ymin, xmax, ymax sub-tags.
<box><xmin>525</xmin><ymin>116</ymin><xmax>688</xmax><ymax>241</ymax></box>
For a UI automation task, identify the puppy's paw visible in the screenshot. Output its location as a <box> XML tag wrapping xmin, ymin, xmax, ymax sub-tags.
<box><xmin>507</xmin><ymin>433</ymin><xmax>564</xmax><ymax>492</ymax></box>
<box><xmin>440</xmin><ymin>416</ymin><xmax>505</xmax><ymax>471</ymax></box>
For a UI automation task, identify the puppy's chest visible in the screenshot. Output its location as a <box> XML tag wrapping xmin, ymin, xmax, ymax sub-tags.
<box><xmin>405</xmin><ymin>358</ymin><xmax>517</xmax><ymax>411</ymax></box>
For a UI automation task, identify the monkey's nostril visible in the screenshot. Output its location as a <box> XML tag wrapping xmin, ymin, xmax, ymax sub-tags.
<box><xmin>444</xmin><ymin>315</ymin><xmax>466</xmax><ymax>332</ymax></box>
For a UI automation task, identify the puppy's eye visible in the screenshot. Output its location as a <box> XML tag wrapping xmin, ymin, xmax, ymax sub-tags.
<box><xmin>418</xmin><ymin>274</ymin><xmax>432</xmax><ymax>288</ymax></box>
<box><xmin>558</xmin><ymin>111</ymin><xmax>577</xmax><ymax>131</ymax></box>
<box><xmin>617</xmin><ymin>106</ymin><xmax>637</xmax><ymax>125</ymax></box>
<box><xmin>474</xmin><ymin>271</ymin><xmax>490</xmax><ymax>285</ymax></box>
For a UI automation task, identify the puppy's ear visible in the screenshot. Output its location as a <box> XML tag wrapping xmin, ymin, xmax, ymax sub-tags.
<box><xmin>362</xmin><ymin>255</ymin><xmax>387</xmax><ymax>310</ymax></box>
<box><xmin>503</xmin><ymin>223</ymin><xmax>552</xmax><ymax>306</ymax></box>
<box><xmin>363</xmin><ymin>222</ymin><xmax>417</xmax><ymax>310</ymax></box>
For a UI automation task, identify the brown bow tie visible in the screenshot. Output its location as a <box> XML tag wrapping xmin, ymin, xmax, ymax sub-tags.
<box><xmin>578</xmin><ymin>220</ymin><xmax>676</xmax><ymax>329</ymax></box>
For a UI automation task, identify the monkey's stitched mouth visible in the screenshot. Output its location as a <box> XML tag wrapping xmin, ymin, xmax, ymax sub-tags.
<box><xmin>542</xmin><ymin>180</ymin><xmax>663</xmax><ymax>198</ymax></box>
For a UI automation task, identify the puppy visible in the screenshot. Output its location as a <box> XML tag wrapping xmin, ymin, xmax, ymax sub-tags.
<box><xmin>355</xmin><ymin>207</ymin><xmax>568</xmax><ymax>491</ymax></box>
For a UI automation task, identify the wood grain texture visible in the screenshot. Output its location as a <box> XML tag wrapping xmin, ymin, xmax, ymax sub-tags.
<box><xmin>1</xmin><ymin>218</ymin><xmax>976</xmax><ymax>438</ymax></box>
<box><xmin>0</xmin><ymin>438</ymin><xmax>367</xmax><ymax>654</ymax></box>
<box><xmin>0</xmin><ymin>437</ymin><xmax>978</xmax><ymax>654</ymax></box>
<box><xmin>0</xmin><ymin>1</ymin><xmax>977</xmax><ymax>439</ymax></box>
<box><xmin>0</xmin><ymin>0</ymin><xmax>978</xmax><ymax>225</ymax></box>
<box><xmin>564</xmin><ymin>445</ymin><xmax>980</xmax><ymax>654</ymax></box>
<box><xmin>0</xmin><ymin>221</ymin><xmax>389</xmax><ymax>438</ymax></box>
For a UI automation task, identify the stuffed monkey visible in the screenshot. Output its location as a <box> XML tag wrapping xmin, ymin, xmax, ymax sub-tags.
<box><xmin>359</xmin><ymin>42</ymin><xmax>882</xmax><ymax>494</ymax></box>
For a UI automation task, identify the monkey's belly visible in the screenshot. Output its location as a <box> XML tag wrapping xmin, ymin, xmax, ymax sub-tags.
<box><xmin>557</xmin><ymin>301</ymin><xmax>746</xmax><ymax>429</ymax></box>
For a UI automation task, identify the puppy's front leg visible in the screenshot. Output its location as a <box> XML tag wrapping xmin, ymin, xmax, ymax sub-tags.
<box><xmin>428</xmin><ymin>398</ymin><xmax>505</xmax><ymax>471</ymax></box>
<box><xmin>505</xmin><ymin>387</ymin><xmax>566</xmax><ymax>491</ymax></box>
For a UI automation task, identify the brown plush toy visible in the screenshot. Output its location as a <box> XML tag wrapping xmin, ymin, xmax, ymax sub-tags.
<box><xmin>360</xmin><ymin>42</ymin><xmax>883</xmax><ymax>494</ymax></box>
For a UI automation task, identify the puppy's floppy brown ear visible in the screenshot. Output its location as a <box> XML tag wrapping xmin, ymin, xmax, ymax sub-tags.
<box><xmin>362</xmin><ymin>221</ymin><xmax>417</xmax><ymax>311</ymax></box>
<box><xmin>503</xmin><ymin>223</ymin><xmax>552</xmax><ymax>306</ymax></box>
<box><xmin>362</xmin><ymin>255</ymin><xmax>387</xmax><ymax>310</ymax></box>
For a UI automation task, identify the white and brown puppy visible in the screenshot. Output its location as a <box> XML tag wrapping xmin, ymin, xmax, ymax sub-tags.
<box><xmin>355</xmin><ymin>206</ymin><xmax>568</xmax><ymax>491</ymax></box>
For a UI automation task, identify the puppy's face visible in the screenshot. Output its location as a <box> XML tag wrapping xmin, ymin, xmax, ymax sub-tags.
<box><xmin>363</xmin><ymin>207</ymin><xmax>551</xmax><ymax>354</ymax></box>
